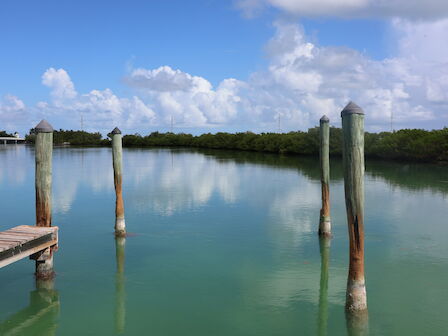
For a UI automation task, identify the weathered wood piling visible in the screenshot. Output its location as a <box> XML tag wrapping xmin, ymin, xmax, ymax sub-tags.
<box><xmin>34</xmin><ymin>120</ymin><xmax>55</xmax><ymax>279</ymax></box>
<box><xmin>111</xmin><ymin>127</ymin><xmax>126</xmax><ymax>236</ymax></box>
<box><xmin>341</xmin><ymin>102</ymin><xmax>367</xmax><ymax>312</ymax></box>
<box><xmin>319</xmin><ymin>115</ymin><xmax>331</xmax><ymax>236</ymax></box>
<box><xmin>115</xmin><ymin>237</ymin><xmax>126</xmax><ymax>333</ymax></box>
<box><xmin>317</xmin><ymin>237</ymin><xmax>330</xmax><ymax>336</ymax></box>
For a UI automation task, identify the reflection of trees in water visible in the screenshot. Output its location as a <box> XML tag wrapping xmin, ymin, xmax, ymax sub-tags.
<box><xmin>5</xmin><ymin>147</ymin><xmax>445</xmax><ymax>221</ymax></box>
<box><xmin>0</xmin><ymin>279</ymin><xmax>59</xmax><ymax>336</ymax></box>
<box><xmin>198</xmin><ymin>149</ymin><xmax>448</xmax><ymax>195</ymax></box>
<box><xmin>366</xmin><ymin>160</ymin><xmax>448</xmax><ymax>195</ymax></box>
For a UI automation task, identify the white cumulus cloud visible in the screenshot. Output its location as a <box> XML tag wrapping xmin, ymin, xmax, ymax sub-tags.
<box><xmin>125</xmin><ymin>66</ymin><xmax>244</xmax><ymax>127</ymax></box>
<box><xmin>42</xmin><ymin>68</ymin><xmax>77</xmax><ymax>103</ymax></box>
<box><xmin>37</xmin><ymin>68</ymin><xmax>156</xmax><ymax>132</ymax></box>
<box><xmin>122</xmin><ymin>19</ymin><xmax>445</xmax><ymax>130</ymax></box>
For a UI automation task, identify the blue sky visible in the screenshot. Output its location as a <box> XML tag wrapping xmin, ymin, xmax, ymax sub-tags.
<box><xmin>1</xmin><ymin>0</ymin><xmax>447</xmax><ymax>135</ymax></box>
<box><xmin>1</xmin><ymin>1</ymin><xmax>272</xmax><ymax>100</ymax></box>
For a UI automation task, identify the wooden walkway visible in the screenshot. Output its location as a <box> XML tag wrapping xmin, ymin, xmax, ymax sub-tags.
<box><xmin>0</xmin><ymin>226</ymin><xmax>58</xmax><ymax>269</ymax></box>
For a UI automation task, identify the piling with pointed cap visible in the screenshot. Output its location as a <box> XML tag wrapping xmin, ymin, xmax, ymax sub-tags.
<box><xmin>319</xmin><ymin>115</ymin><xmax>331</xmax><ymax>236</ymax></box>
<box><xmin>34</xmin><ymin>120</ymin><xmax>55</xmax><ymax>279</ymax></box>
<box><xmin>112</xmin><ymin>127</ymin><xmax>126</xmax><ymax>236</ymax></box>
<box><xmin>341</xmin><ymin>102</ymin><xmax>367</xmax><ymax>312</ymax></box>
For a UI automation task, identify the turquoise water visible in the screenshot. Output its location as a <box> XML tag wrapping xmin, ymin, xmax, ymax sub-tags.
<box><xmin>0</xmin><ymin>145</ymin><xmax>447</xmax><ymax>335</ymax></box>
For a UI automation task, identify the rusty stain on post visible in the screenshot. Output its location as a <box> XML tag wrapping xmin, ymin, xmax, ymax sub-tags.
<box><xmin>34</xmin><ymin>120</ymin><xmax>55</xmax><ymax>279</ymax></box>
<box><xmin>319</xmin><ymin>115</ymin><xmax>331</xmax><ymax>237</ymax></box>
<box><xmin>112</xmin><ymin>127</ymin><xmax>126</xmax><ymax>236</ymax></box>
<box><xmin>341</xmin><ymin>102</ymin><xmax>367</xmax><ymax>312</ymax></box>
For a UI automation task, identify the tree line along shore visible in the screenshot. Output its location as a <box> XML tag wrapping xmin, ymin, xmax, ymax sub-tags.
<box><xmin>17</xmin><ymin>127</ymin><xmax>448</xmax><ymax>164</ymax></box>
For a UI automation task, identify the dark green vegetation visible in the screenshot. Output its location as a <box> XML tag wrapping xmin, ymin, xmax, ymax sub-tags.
<box><xmin>121</xmin><ymin>128</ymin><xmax>448</xmax><ymax>163</ymax></box>
<box><xmin>25</xmin><ymin>127</ymin><xmax>448</xmax><ymax>163</ymax></box>
<box><xmin>0</xmin><ymin>131</ymin><xmax>14</xmax><ymax>137</ymax></box>
<box><xmin>26</xmin><ymin>129</ymin><xmax>109</xmax><ymax>146</ymax></box>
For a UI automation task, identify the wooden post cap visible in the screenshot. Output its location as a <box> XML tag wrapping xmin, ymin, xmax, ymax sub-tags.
<box><xmin>111</xmin><ymin>127</ymin><xmax>122</xmax><ymax>135</ymax></box>
<box><xmin>34</xmin><ymin>120</ymin><xmax>54</xmax><ymax>133</ymax></box>
<box><xmin>341</xmin><ymin>102</ymin><xmax>364</xmax><ymax>117</ymax></box>
<box><xmin>320</xmin><ymin>115</ymin><xmax>330</xmax><ymax>123</ymax></box>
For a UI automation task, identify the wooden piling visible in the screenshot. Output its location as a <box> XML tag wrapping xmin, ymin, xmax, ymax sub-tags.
<box><xmin>317</xmin><ymin>237</ymin><xmax>330</xmax><ymax>336</ymax></box>
<box><xmin>34</xmin><ymin>120</ymin><xmax>54</xmax><ymax>279</ymax></box>
<box><xmin>115</xmin><ymin>237</ymin><xmax>126</xmax><ymax>334</ymax></box>
<box><xmin>112</xmin><ymin>127</ymin><xmax>126</xmax><ymax>236</ymax></box>
<box><xmin>319</xmin><ymin>115</ymin><xmax>331</xmax><ymax>236</ymax></box>
<box><xmin>341</xmin><ymin>102</ymin><xmax>367</xmax><ymax>312</ymax></box>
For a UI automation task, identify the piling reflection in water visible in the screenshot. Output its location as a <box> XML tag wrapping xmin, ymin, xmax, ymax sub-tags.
<box><xmin>115</xmin><ymin>236</ymin><xmax>126</xmax><ymax>334</ymax></box>
<box><xmin>317</xmin><ymin>237</ymin><xmax>330</xmax><ymax>336</ymax></box>
<box><xmin>0</xmin><ymin>278</ymin><xmax>59</xmax><ymax>336</ymax></box>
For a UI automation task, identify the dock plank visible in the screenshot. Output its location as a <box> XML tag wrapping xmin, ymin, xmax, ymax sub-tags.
<box><xmin>2</xmin><ymin>230</ymin><xmax>41</xmax><ymax>236</ymax></box>
<box><xmin>0</xmin><ymin>235</ymin><xmax>36</xmax><ymax>241</ymax></box>
<box><xmin>0</xmin><ymin>226</ymin><xmax>58</xmax><ymax>269</ymax></box>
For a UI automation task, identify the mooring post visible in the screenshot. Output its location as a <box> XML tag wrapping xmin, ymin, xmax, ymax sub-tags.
<box><xmin>319</xmin><ymin>115</ymin><xmax>331</xmax><ymax>236</ymax></box>
<box><xmin>112</xmin><ymin>127</ymin><xmax>126</xmax><ymax>236</ymax></box>
<box><xmin>341</xmin><ymin>102</ymin><xmax>367</xmax><ymax>312</ymax></box>
<box><xmin>115</xmin><ymin>237</ymin><xmax>126</xmax><ymax>333</ymax></box>
<box><xmin>34</xmin><ymin>120</ymin><xmax>54</xmax><ymax>279</ymax></box>
<box><xmin>317</xmin><ymin>237</ymin><xmax>330</xmax><ymax>336</ymax></box>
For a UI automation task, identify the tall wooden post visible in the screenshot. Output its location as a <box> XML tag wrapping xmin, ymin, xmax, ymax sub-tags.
<box><xmin>319</xmin><ymin>115</ymin><xmax>331</xmax><ymax>236</ymax></box>
<box><xmin>34</xmin><ymin>120</ymin><xmax>54</xmax><ymax>279</ymax></box>
<box><xmin>341</xmin><ymin>102</ymin><xmax>367</xmax><ymax>312</ymax></box>
<box><xmin>115</xmin><ymin>237</ymin><xmax>126</xmax><ymax>333</ymax></box>
<box><xmin>112</xmin><ymin>127</ymin><xmax>126</xmax><ymax>236</ymax></box>
<box><xmin>317</xmin><ymin>237</ymin><xmax>330</xmax><ymax>336</ymax></box>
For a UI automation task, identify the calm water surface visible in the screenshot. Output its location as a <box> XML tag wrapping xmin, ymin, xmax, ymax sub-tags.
<box><xmin>0</xmin><ymin>145</ymin><xmax>447</xmax><ymax>335</ymax></box>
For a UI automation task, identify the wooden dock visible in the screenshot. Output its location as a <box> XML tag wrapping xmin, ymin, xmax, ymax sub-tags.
<box><xmin>0</xmin><ymin>226</ymin><xmax>58</xmax><ymax>269</ymax></box>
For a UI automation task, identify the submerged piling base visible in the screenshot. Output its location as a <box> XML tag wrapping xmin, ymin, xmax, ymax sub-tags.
<box><xmin>34</xmin><ymin>247</ymin><xmax>55</xmax><ymax>280</ymax></box>
<box><xmin>319</xmin><ymin>212</ymin><xmax>332</xmax><ymax>237</ymax></box>
<box><xmin>115</xmin><ymin>217</ymin><xmax>126</xmax><ymax>237</ymax></box>
<box><xmin>346</xmin><ymin>309</ymin><xmax>369</xmax><ymax>336</ymax></box>
<box><xmin>346</xmin><ymin>278</ymin><xmax>367</xmax><ymax>312</ymax></box>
